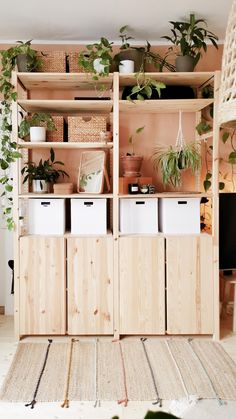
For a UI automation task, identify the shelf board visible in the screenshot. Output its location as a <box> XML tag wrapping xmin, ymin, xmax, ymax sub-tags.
<box><xmin>17</xmin><ymin>72</ymin><xmax>113</xmax><ymax>90</ymax></box>
<box><xmin>20</xmin><ymin>230</ymin><xmax>113</xmax><ymax>238</ymax></box>
<box><xmin>119</xmin><ymin>193</ymin><xmax>212</xmax><ymax>198</ymax></box>
<box><xmin>19</xmin><ymin>193</ymin><xmax>113</xmax><ymax>199</ymax></box>
<box><xmin>18</xmin><ymin>141</ymin><xmax>113</xmax><ymax>149</ymax></box>
<box><xmin>119</xmin><ymin>72</ymin><xmax>215</xmax><ymax>88</ymax></box>
<box><xmin>18</xmin><ymin>99</ymin><xmax>113</xmax><ymax>114</ymax></box>
<box><xmin>119</xmin><ymin>99</ymin><xmax>213</xmax><ymax>113</ymax></box>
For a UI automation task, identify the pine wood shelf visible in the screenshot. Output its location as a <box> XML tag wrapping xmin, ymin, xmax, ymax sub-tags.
<box><xmin>19</xmin><ymin>193</ymin><xmax>113</xmax><ymax>199</ymax></box>
<box><xmin>18</xmin><ymin>141</ymin><xmax>113</xmax><ymax>149</ymax></box>
<box><xmin>119</xmin><ymin>99</ymin><xmax>213</xmax><ymax>113</ymax></box>
<box><xmin>18</xmin><ymin>99</ymin><xmax>113</xmax><ymax>114</ymax></box>
<box><xmin>119</xmin><ymin>193</ymin><xmax>212</xmax><ymax>198</ymax></box>
<box><xmin>119</xmin><ymin>72</ymin><xmax>214</xmax><ymax>87</ymax></box>
<box><xmin>17</xmin><ymin>72</ymin><xmax>113</xmax><ymax>90</ymax></box>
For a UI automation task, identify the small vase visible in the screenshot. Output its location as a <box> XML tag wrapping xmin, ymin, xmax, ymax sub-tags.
<box><xmin>32</xmin><ymin>180</ymin><xmax>48</xmax><ymax>193</ymax></box>
<box><xmin>175</xmin><ymin>56</ymin><xmax>195</xmax><ymax>72</ymax></box>
<box><xmin>119</xmin><ymin>60</ymin><xmax>134</xmax><ymax>73</ymax></box>
<box><xmin>30</xmin><ymin>127</ymin><xmax>46</xmax><ymax>142</ymax></box>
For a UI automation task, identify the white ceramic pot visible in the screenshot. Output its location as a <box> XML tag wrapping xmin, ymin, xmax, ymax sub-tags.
<box><xmin>30</xmin><ymin>126</ymin><xmax>46</xmax><ymax>142</ymax></box>
<box><xmin>119</xmin><ymin>60</ymin><xmax>134</xmax><ymax>73</ymax></box>
<box><xmin>93</xmin><ymin>58</ymin><xmax>106</xmax><ymax>73</ymax></box>
<box><xmin>32</xmin><ymin>179</ymin><xmax>48</xmax><ymax>193</ymax></box>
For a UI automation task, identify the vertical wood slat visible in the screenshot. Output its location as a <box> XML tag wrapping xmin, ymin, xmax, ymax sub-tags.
<box><xmin>67</xmin><ymin>237</ymin><xmax>113</xmax><ymax>335</ymax></box>
<box><xmin>119</xmin><ymin>237</ymin><xmax>165</xmax><ymax>335</ymax></box>
<box><xmin>166</xmin><ymin>235</ymin><xmax>213</xmax><ymax>335</ymax></box>
<box><xmin>19</xmin><ymin>237</ymin><xmax>66</xmax><ymax>335</ymax></box>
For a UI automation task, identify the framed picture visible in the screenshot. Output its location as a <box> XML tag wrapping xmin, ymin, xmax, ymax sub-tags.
<box><xmin>77</xmin><ymin>150</ymin><xmax>107</xmax><ymax>194</ymax></box>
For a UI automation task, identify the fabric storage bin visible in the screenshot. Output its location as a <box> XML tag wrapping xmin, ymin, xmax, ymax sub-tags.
<box><xmin>28</xmin><ymin>199</ymin><xmax>65</xmax><ymax>235</ymax></box>
<box><xmin>37</xmin><ymin>51</ymin><xmax>66</xmax><ymax>72</ymax></box>
<box><xmin>71</xmin><ymin>198</ymin><xmax>107</xmax><ymax>234</ymax></box>
<box><xmin>120</xmin><ymin>198</ymin><xmax>158</xmax><ymax>234</ymax></box>
<box><xmin>68</xmin><ymin>116</ymin><xmax>107</xmax><ymax>142</ymax></box>
<box><xmin>159</xmin><ymin>197</ymin><xmax>200</xmax><ymax>234</ymax></box>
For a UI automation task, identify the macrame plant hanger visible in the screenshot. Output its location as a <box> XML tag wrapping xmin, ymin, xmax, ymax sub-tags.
<box><xmin>175</xmin><ymin>110</ymin><xmax>185</xmax><ymax>151</ymax></box>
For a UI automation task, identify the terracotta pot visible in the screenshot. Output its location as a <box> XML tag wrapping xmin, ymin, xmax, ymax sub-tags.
<box><xmin>121</xmin><ymin>155</ymin><xmax>143</xmax><ymax>177</ymax></box>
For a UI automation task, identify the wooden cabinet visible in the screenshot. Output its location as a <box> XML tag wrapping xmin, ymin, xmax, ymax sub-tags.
<box><xmin>119</xmin><ymin>237</ymin><xmax>165</xmax><ymax>334</ymax></box>
<box><xmin>19</xmin><ymin>236</ymin><xmax>66</xmax><ymax>335</ymax></box>
<box><xmin>166</xmin><ymin>235</ymin><xmax>213</xmax><ymax>334</ymax></box>
<box><xmin>67</xmin><ymin>237</ymin><xmax>113</xmax><ymax>334</ymax></box>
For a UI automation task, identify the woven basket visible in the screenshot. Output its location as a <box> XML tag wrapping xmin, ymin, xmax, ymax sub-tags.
<box><xmin>67</xmin><ymin>52</ymin><xmax>86</xmax><ymax>73</ymax></box>
<box><xmin>40</xmin><ymin>116</ymin><xmax>64</xmax><ymax>142</ymax></box>
<box><xmin>218</xmin><ymin>0</ymin><xmax>236</xmax><ymax>127</ymax></box>
<box><xmin>37</xmin><ymin>51</ymin><xmax>66</xmax><ymax>73</ymax></box>
<box><xmin>68</xmin><ymin>116</ymin><xmax>107</xmax><ymax>142</ymax></box>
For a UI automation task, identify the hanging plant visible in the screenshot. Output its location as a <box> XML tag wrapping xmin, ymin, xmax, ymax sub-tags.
<box><xmin>152</xmin><ymin>112</ymin><xmax>201</xmax><ymax>187</ymax></box>
<box><xmin>0</xmin><ymin>41</ymin><xmax>41</xmax><ymax>230</ymax></box>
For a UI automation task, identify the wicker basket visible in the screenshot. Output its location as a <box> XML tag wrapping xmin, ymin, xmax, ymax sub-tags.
<box><xmin>67</xmin><ymin>52</ymin><xmax>86</xmax><ymax>73</ymax></box>
<box><xmin>40</xmin><ymin>116</ymin><xmax>64</xmax><ymax>142</ymax></box>
<box><xmin>37</xmin><ymin>51</ymin><xmax>66</xmax><ymax>73</ymax></box>
<box><xmin>68</xmin><ymin>115</ymin><xmax>107</xmax><ymax>142</ymax></box>
<box><xmin>218</xmin><ymin>0</ymin><xmax>236</xmax><ymax>127</ymax></box>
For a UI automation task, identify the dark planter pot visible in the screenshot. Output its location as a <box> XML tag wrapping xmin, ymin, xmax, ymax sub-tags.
<box><xmin>16</xmin><ymin>54</ymin><xmax>29</xmax><ymax>72</ymax></box>
<box><xmin>175</xmin><ymin>55</ymin><xmax>195</xmax><ymax>72</ymax></box>
<box><xmin>114</xmin><ymin>49</ymin><xmax>144</xmax><ymax>72</ymax></box>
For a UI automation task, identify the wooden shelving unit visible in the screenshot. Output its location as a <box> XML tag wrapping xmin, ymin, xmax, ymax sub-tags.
<box><xmin>12</xmin><ymin>70</ymin><xmax>220</xmax><ymax>340</ymax></box>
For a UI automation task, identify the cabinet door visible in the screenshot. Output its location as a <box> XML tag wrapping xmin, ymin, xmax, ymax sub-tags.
<box><xmin>19</xmin><ymin>237</ymin><xmax>66</xmax><ymax>335</ymax></box>
<box><xmin>166</xmin><ymin>235</ymin><xmax>213</xmax><ymax>334</ymax></box>
<box><xmin>67</xmin><ymin>237</ymin><xmax>113</xmax><ymax>334</ymax></box>
<box><xmin>119</xmin><ymin>237</ymin><xmax>165</xmax><ymax>334</ymax></box>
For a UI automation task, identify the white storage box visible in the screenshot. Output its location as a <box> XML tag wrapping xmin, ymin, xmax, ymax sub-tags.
<box><xmin>159</xmin><ymin>197</ymin><xmax>200</xmax><ymax>234</ymax></box>
<box><xmin>71</xmin><ymin>198</ymin><xmax>107</xmax><ymax>235</ymax></box>
<box><xmin>120</xmin><ymin>198</ymin><xmax>158</xmax><ymax>234</ymax></box>
<box><xmin>28</xmin><ymin>199</ymin><xmax>65</xmax><ymax>235</ymax></box>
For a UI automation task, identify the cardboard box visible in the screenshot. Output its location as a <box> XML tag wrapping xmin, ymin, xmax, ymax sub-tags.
<box><xmin>119</xmin><ymin>177</ymin><xmax>152</xmax><ymax>194</ymax></box>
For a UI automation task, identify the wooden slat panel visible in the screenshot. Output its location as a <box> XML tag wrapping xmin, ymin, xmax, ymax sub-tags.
<box><xmin>19</xmin><ymin>237</ymin><xmax>66</xmax><ymax>335</ymax></box>
<box><xmin>67</xmin><ymin>237</ymin><xmax>113</xmax><ymax>334</ymax></box>
<box><xmin>166</xmin><ymin>235</ymin><xmax>213</xmax><ymax>334</ymax></box>
<box><xmin>119</xmin><ymin>237</ymin><xmax>165</xmax><ymax>334</ymax></box>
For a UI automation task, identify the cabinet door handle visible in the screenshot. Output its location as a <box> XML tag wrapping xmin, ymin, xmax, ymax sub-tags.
<box><xmin>135</xmin><ymin>201</ymin><xmax>145</xmax><ymax>205</ymax></box>
<box><xmin>84</xmin><ymin>202</ymin><xmax>94</xmax><ymax>206</ymax></box>
<box><xmin>177</xmin><ymin>201</ymin><xmax>187</xmax><ymax>205</ymax></box>
<box><xmin>41</xmin><ymin>202</ymin><xmax>50</xmax><ymax>207</ymax></box>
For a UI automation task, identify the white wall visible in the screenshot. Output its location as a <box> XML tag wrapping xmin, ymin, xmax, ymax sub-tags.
<box><xmin>0</xmin><ymin>222</ymin><xmax>14</xmax><ymax>315</ymax></box>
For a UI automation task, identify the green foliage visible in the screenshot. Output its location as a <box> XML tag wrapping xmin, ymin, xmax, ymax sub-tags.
<box><xmin>21</xmin><ymin>148</ymin><xmax>69</xmax><ymax>186</ymax></box>
<box><xmin>152</xmin><ymin>142</ymin><xmax>201</xmax><ymax>187</ymax></box>
<box><xmin>112</xmin><ymin>411</ymin><xmax>179</xmax><ymax>419</ymax></box>
<box><xmin>19</xmin><ymin>112</ymin><xmax>56</xmax><ymax>139</ymax></box>
<box><xmin>0</xmin><ymin>40</ymin><xmax>41</xmax><ymax>229</ymax></box>
<box><xmin>162</xmin><ymin>13</ymin><xmax>218</xmax><ymax>66</ymax></box>
<box><xmin>127</xmin><ymin>72</ymin><xmax>166</xmax><ymax>101</ymax></box>
<box><xmin>128</xmin><ymin>126</ymin><xmax>145</xmax><ymax>155</ymax></box>
<box><xmin>119</xmin><ymin>25</ymin><xmax>134</xmax><ymax>50</ymax></box>
<box><xmin>78</xmin><ymin>37</ymin><xmax>113</xmax><ymax>77</ymax></box>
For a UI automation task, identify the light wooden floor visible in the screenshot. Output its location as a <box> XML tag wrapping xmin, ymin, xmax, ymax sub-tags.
<box><xmin>0</xmin><ymin>315</ymin><xmax>236</xmax><ymax>419</ymax></box>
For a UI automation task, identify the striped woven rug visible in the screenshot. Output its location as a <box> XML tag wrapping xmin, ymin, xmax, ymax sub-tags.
<box><xmin>0</xmin><ymin>338</ymin><xmax>236</xmax><ymax>407</ymax></box>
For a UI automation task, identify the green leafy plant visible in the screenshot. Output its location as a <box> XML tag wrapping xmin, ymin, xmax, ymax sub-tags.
<box><xmin>21</xmin><ymin>148</ymin><xmax>69</xmax><ymax>189</ymax></box>
<box><xmin>78</xmin><ymin>37</ymin><xmax>113</xmax><ymax>77</ymax></box>
<box><xmin>127</xmin><ymin>126</ymin><xmax>145</xmax><ymax>155</ymax></box>
<box><xmin>152</xmin><ymin>142</ymin><xmax>201</xmax><ymax>187</ymax></box>
<box><xmin>112</xmin><ymin>410</ymin><xmax>179</xmax><ymax>418</ymax></box>
<box><xmin>162</xmin><ymin>13</ymin><xmax>218</xmax><ymax>66</ymax></box>
<box><xmin>19</xmin><ymin>112</ymin><xmax>56</xmax><ymax>139</ymax></box>
<box><xmin>126</xmin><ymin>72</ymin><xmax>166</xmax><ymax>101</ymax></box>
<box><xmin>0</xmin><ymin>41</ymin><xmax>42</xmax><ymax>229</ymax></box>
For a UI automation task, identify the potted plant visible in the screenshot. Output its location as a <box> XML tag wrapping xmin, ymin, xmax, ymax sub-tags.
<box><xmin>121</xmin><ymin>126</ymin><xmax>145</xmax><ymax>177</ymax></box>
<box><xmin>21</xmin><ymin>148</ymin><xmax>69</xmax><ymax>193</ymax></box>
<box><xmin>1</xmin><ymin>40</ymin><xmax>42</xmax><ymax>73</ymax></box>
<box><xmin>78</xmin><ymin>37</ymin><xmax>113</xmax><ymax>76</ymax></box>
<box><xmin>162</xmin><ymin>13</ymin><xmax>218</xmax><ymax>71</ymax></box>
<box><xmin>19</xmin><ymin>112</ymin><xmax>56</xmax><ymax>142</ymax></box>
<box><xmin>125</xmin><ymin>72</ymin><xmax>166</xmax><ymax>101</ymax></box>
<box><xmin>152</xmin><ymin>141</ymin><xmax>201</xmax><ymax>187</ymax></box>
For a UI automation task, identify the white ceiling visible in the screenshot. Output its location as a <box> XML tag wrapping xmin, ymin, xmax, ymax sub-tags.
<box><xmin>0</xmin><ymin>0</ymin><xmax>233</xmax><ymax>44</ymax></box>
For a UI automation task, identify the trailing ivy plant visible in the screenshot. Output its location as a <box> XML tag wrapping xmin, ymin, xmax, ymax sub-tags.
<box><xmin>0</xmin><ymin>41</ymin><xmax>41</xmax><ymax>230</ymax></box>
